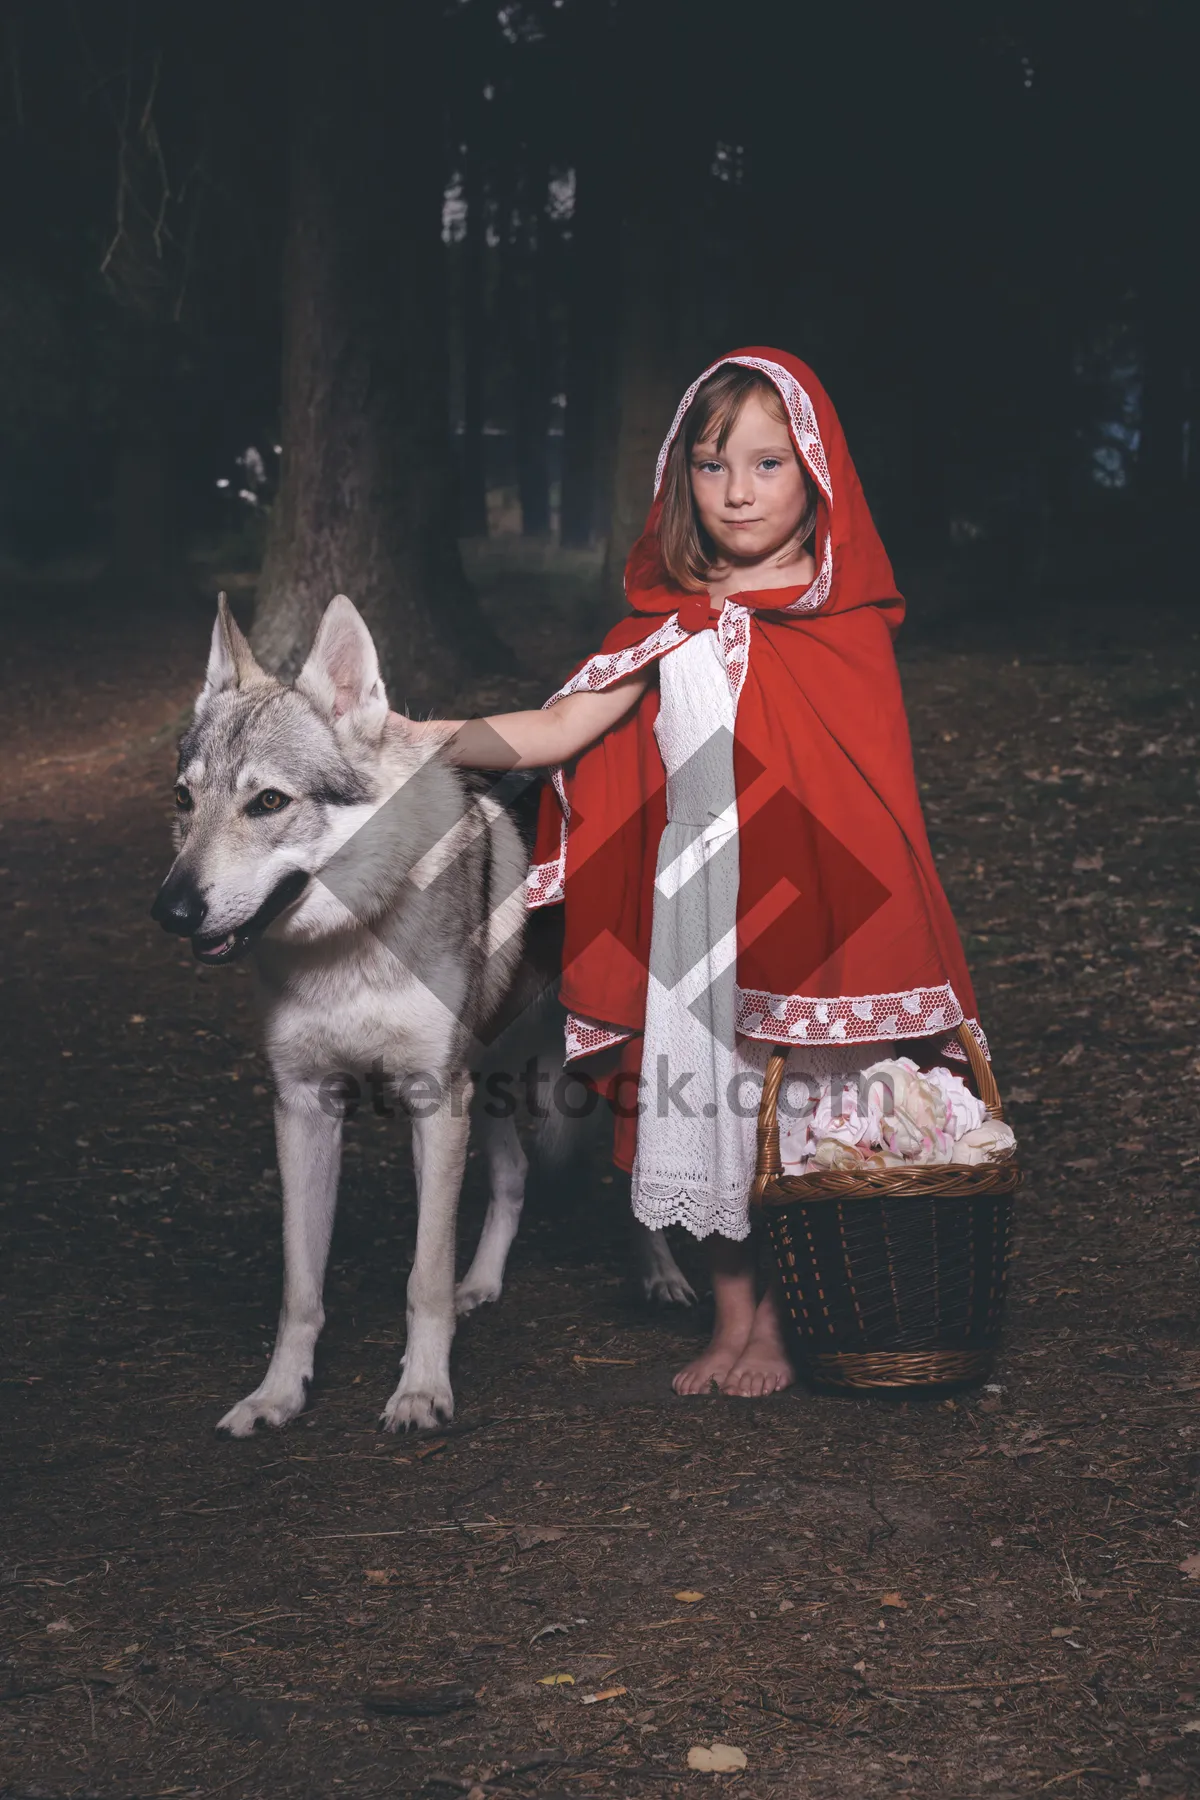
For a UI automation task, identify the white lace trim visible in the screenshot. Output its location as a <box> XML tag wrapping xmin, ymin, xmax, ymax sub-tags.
<box><xmin>653</xmin><ymin>355</ymin><xmax>833</xmax><ymax>505</ymax></box>
<box><xmin>631</xmin><ymin>1176</ymin><xmax>754</xmax><ymax>1243</ymax></box>
<box><xmin>551</xmin><ymin>1001</ymin><xmax>989</xmax><ymax>1067</ymax></box>
<box><xmin>946</xmin><ymin>1018</ymin><xmax>990</xmax><ymax>1061</ymax></box>
<box><xmin>780</xmin><ymin>531</ymin><xmax>833</xmax><ymax>614</ymax></box>
<box><xmin>526</xmin><ymin>854</ymin><xmax>564</xmax><ymax>909</ymax></box>
<box><xmin>564</xmin><ymin>1012</ymin><xmax>631</xmax><ymax>1063</ymax></box>
<box><xmin>735</xmin><ymin>982</ymin><xmax>969</xmax><ymax>1048</ymax></box>
<box><xmin>548</xmin><ymin>615</ymin><xmax>689</xmax><ymax>701</ymax></box>
<box><xmin>717</xmin><ymin>602</ymin><xmax>751</xmax><ymax>708</ymax></box>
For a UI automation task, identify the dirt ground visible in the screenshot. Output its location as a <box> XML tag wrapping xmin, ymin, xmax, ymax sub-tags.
<box><xmin>2</xmin><ymin>558</ymin><xmax>1199</xmax><ymax>1800</ymax></box>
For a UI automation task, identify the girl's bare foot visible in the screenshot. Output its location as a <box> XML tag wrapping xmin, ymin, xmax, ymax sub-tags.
<box><xmin>673</xmin><ymin>1242</ymin><xmax>757</xmax><ymax>1395</ymax></box>
<box><xmin>721</xmin><ymin>1287</ymin><xmax>797</xmax><ymax>1398</ymax></box>
<box><xmin>672</xmin><ymin>1321</ymin><xmax>754</xmax><ymax>1395</ymax></box>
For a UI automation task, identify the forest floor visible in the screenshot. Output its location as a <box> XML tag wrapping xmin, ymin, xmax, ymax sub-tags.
<box><xmin>2</xmin><ymin>553</ymin><xmax>1199</xmax><ymax>1800</ymax></box>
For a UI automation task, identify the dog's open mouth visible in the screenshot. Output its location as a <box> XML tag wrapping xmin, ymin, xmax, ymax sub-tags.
<box><xmin>191</xmin><ymin>869</ymin><xmax>311</xmax><ymax>965</ymax></box>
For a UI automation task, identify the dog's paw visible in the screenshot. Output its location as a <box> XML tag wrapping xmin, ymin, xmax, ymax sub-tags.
<box><xmin>216</xmin><ymin>1378</ymin><xmax>308</xmax><ymax>1438</ymax></box>
<box><xmin>642</xmin><ymin>1268</ymin><xmax>699</xmax><ymax>1307</ymax></box>
<box><xmin>455</xmin><ymin>1276</ymin><xmax>502</xmax><ymax>1316</ymax></box>
<box><xmin>379</xmin><ymin>1381</ymin><xmax>455</xmax><ymax>1434</ymax></box>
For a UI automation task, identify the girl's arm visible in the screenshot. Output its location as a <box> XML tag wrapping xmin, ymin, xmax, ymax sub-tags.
<box><xmin>390</xmin><ymin>672</ymin><xmax>649</xmax><ymax>771</ymax></box>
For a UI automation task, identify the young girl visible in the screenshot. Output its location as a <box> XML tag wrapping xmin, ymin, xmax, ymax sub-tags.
<box><xmin>412</xmin><ymin>348</ymin><xmax>985</xmax><ymax>1400</ymax></box>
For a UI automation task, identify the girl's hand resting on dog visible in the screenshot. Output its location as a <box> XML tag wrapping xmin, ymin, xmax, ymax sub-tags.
<box><xmin>387</xmin><ymin>673</ymin><xmax>649</xmax><ymax>771</ymax></box>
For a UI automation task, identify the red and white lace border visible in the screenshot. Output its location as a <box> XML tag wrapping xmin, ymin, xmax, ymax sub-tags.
<box><xmin>735</xmin><ymin>983</ymin><xmax>989</xmax><ymax>1059</ymax></box>
<box><xmin>557</xmin><ymin>1000</ymin><xmax>987</xmax><ymax>1067</ymax></box>
<box><xmin>564</xmin><ymin>1013</ymin><xmax>632</xmax><ymax>1063</ymax></box>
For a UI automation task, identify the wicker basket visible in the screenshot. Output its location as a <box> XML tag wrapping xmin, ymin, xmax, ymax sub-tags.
<box><xmin>751</xmin><ymin>1024</ymin><xmax>1019</xmax><ymax>1393</ymax></box>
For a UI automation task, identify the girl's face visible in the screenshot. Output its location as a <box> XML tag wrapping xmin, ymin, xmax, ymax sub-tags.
<box><xmin>689</xmin><ymin>391</ymin><xmax>811</xmax><ymax>568</ymax></box>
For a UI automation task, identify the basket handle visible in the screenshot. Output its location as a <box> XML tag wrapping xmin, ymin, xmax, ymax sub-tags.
<box><xmin>752</xmin><ymin>1047</ymin><xmax>789</xmax><ymax>1204</ymax></box>
<box><xmin>751</xmin><ymin>1022</ymin><xmax>1003</xmax><ymax>1201</ymax></box>
<box><xmin>955</xmin><ymin>1021</ymin><xmax>1004</xmax><ymax>1120</ymax></box>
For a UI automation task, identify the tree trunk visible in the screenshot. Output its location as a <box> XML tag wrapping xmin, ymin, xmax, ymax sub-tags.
<box><xmin>1131</xmin><ymin>0</ymin><xmax>1196</xmax><ymax>570</ymax></box>
<box><xmin>459</xmin><ymin>125</ymin><xmax>490</xmax><ymax>539</ymax></box>
<box><xmin>1140</xmin><ymin>270</ymin><xmax>1190</xmax><ymax>537</ymax></box>
<box><xmin>508</xmin><ymin>165</ymin><xmax>552</xmax><ymax>539</ymax></box>
<box><xmin>601</xmin><ymin>0</ymin><xmax>700</xmax><ymax>607</ymax></box>
<box><xmin>252</xmin><ymin>0</ymin><xmax>510</xmax><ymax>704</ymax></box>
<box><xmin>559</xmin><ymin>9</ymin><xmax>619</xmax><ymax>549</ymax></box>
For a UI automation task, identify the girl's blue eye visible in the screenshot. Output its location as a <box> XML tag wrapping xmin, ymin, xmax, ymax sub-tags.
<box><xmin>760</xmin><ymin>458</ymin><xmax>782</xmax><ymax>471</ymax></box>
<box><xmin>695</xmin><ymin>461</ymin><xmax>723</xmax><ymax>474</ymax></box>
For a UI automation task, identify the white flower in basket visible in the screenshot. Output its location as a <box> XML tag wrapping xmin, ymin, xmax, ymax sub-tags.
<box><xmin>948</xmin><ymin>1121</ymin><xmax>1017</xmax><ymax>1165</ymax></box>
<box><xmin>801</xmin><ymin>1056</ymin><xmax>1015</xmax><ymax>1174</ymax></box>
<box><xmin>811</xmin><ymin>1138</ymin><xmax>867</xmax><ymax>1172</ymax></box>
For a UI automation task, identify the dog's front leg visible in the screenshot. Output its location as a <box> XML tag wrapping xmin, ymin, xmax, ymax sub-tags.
<box><xmin>381</xmin><ymin>1082</ymin><xmax>472</xmax><ymax>1432</ymax></box>
<box><xmin>632</xmin><ymin>1219</ymin><xmax>697</xmax><ymax>1306</ymax></box>
<box><xmin>217</xmin><ymin>1088</ymin><xmax>341</xmax><ymax>1437</ymax></box>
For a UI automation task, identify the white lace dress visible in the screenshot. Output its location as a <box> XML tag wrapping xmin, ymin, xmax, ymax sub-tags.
<box><xmin>629</xmin><ymin>616</ymin><xmax>885</xmax><ymax>1242</ymax></box>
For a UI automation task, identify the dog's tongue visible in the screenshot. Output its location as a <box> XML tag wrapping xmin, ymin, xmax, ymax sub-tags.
<box><xmin>193</xmin><ymin>931</ymin><xmax>239</xmax><ymax>964</ymax></box>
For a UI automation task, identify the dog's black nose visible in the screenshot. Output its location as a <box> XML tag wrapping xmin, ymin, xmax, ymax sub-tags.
<box><xmin>151</xmin><ymin>873</ymin><xmax>206</xmax><ymax>936</ymax></box>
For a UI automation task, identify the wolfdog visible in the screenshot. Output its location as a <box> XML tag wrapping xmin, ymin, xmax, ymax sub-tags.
<box><xmin>152</xmin><ymin>595</ymin><xmax>692</xmax><ymax>1436</ymax></box>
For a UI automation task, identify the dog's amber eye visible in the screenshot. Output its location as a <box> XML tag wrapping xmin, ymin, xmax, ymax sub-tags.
<box><xmin>174</xmin><ymin>784</ymin><xmax>193</xmax><ymax>811</ymax></box>
<box><xmin>250</xmin><ymin>788</ymin><xmax>291</xmax><ymax>815</ymax></box>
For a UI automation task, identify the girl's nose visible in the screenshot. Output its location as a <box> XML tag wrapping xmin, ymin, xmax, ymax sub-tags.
<box><xmin>724</xmin><ymin>471</ymin><xmax>754</xmax><ymax>507</ymax></box>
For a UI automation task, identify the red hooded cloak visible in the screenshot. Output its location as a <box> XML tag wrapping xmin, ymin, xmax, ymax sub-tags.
<box><xmin>528</xmin><ymin>348</ymin><xmax>985</xmax><ymax>1119</ymax></box>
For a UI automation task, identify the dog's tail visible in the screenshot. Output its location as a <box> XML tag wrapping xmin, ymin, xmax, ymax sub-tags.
<box><xmin>528</xmin><ymin>1044</ymin><xmax>574</xmax><ymax>1166</ymax></box>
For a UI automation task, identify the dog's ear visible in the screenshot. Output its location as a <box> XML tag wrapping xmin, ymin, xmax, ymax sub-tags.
<box><xmin>195</xmin><ymin>594</ymin><xmax>270</xmax><ymax>716</ymax></box>
<box><xmin>295</xmin><ymin>595</ymin><xmax>389</xmax><ymax>735</ymax></box>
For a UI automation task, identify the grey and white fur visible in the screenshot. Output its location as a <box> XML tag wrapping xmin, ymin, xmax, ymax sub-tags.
<box><xmin>152</xmin><ymin>594</ymin><xmax>692</xmax><ymax>1437</ymax></box>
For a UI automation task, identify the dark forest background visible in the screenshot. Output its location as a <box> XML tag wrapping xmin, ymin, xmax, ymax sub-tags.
<box><xmin>1</xmin><ymin>0</ymin><xmax>1196</xmax><ymax>697</ymax></box>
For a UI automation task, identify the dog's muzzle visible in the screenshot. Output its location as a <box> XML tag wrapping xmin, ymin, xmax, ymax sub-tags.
<box><xmin>151</xmin><ymin>871</ymin><xmax>206</xmax><ymax>938</ymax></box>
<box><xmin>151</xmin><ymin>868</ymin><xmax>311</xmax><ymax>965</ymax></box>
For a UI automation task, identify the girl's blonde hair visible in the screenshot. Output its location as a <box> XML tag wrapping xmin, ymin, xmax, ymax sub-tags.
<box><xmin>657</xmin><ymin>366</ymin><xmax>818</xmax><ymax>591</ymax></box>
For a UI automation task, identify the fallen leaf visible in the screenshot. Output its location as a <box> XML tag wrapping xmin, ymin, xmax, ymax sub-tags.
<box><xmin>1050</xmin><ymin>1627</ymin><xmax>1073</xmax><ymax>1638</ymax></box>
<box><xmin>1179</xmin><ymin>1554</ymin><xmax>1200</xmax><ymax>1580</ymax></box>
<box><xmin>674</xmin><ymin>1590</ymin><xmax>704</xmax><ymax>1603</ymax></box>
<box><xmin>361</xmin><ymin>1682</ymin><xmax>474</xmax><ymax>1716</ymax></box>
<box><xmin>514</xmin><ymin>1526</ymin><xmax>569</xmax><ymax>1551</ymax></box>
<box><xmin>853</xmin><ymin>1659</ymin><xmax>867</xmax><ymax>1675</ymax></box>
<box><xmin>880</xmin><ymin>1592</ymin><xmax>907</xmax><ymax>1609</ymax></box>
<box><xmin>363</xmin><ymin>1569</ymin><xmax>391</xmax><ymax>1585</ymax></box>
<box><xmin>414</xmin><ymin>1439</ymin><xmax>446</xmax><ymax>1461</ymax></box>
<box><xmin>1059</xmin><ymin>1042</ymin><xmax>1085</xmax><ymax>1066</ymax></box>
<box><xmin>990</xmin><ymin>1537</ymin><xmax>1005</xmax><ymax>1548</ymax></box>
<box><xmin>529</xmin><ymin>1622</ymin><xmax>571</xmax><ymax>1646</ymax></box>
<box><xmin>581</xmin><ymin>1685</ymin><xmax>628</xmax><ymax>1705</ymax></box>
<box><xmin>46</xmin><ymin>1620</ymin><xmax>74</xmax><ymax>1634</ymax></box>
<box><xmin>779</xmin><ymin>1599</ymin><xmax>795</xmax><ymax>1612</ymax></box>
<box><xmin>1180</xmin><ymin>1719</ymin><xmax>1200</xmax><ymax>1735</ymax></box>
<box><xmin>536</xmin><ymin>1673</ymin><xmax>575</xmax><ymax>1686</ymax></box>
<box><xmin>687</xmin><ymin>1744</ymin><xmax>748</xmax><ymax>1773</ymax></box>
